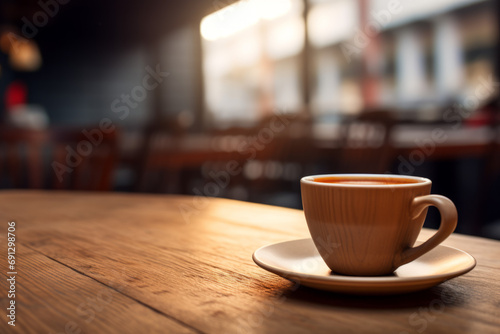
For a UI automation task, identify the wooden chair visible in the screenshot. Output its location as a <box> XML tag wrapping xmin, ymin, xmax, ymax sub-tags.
<box><xmin>135</xmin><ymin>113</ymin><xmax>316</xmax><ymax>208</ymax></box>
<box><xmin>242</xmin><ymin>113</ymin><xmax>318</xmax><ymax>207</ymax></box>
<box><xmin>135</xmin><ymin>120</ymin><xmax>258</xmax><ymax>194</ymax></box>
<box><xmin>335</xmin><ymin>109</ymin><xmax>396</xmax><ymax>173</ymax></box>
<box><xmin>0</xmin><ymin>127</ymin><xmax>118</xmax><ymax>191</ymax></box>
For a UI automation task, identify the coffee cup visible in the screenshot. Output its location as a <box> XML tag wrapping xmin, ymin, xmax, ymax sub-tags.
<box><xmin>300</xmin><ymin>174</ymin><xmax>457</xmax><ymax>276</ymax></box>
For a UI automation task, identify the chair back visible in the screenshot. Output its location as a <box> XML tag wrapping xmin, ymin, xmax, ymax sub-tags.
<box><xmin>0</xmin><ymin>127</ymin><xmax>118</xmax><ymax>190</ymax></box>
<box><xmin>337</xmin><ymin>110</ymin><xmax>396</xmax><ymax>173</ymax></box>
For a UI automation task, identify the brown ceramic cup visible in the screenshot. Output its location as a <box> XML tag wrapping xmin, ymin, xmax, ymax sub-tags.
<box><xmin>301</xmin><ymin>174</ymin><xmax>457</xmax><ymax>276</ymax></box>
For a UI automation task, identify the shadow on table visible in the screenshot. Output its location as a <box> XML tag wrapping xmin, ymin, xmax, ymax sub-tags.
<box><xmin>279</xmin><ymin>280</ymin><xmax>470</xmax><ymax>310</ymax></box>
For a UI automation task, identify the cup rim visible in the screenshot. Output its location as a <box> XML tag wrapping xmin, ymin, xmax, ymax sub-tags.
<box><xmin>300</xmin><ymin>174</ymin><xmax>431</xmax><ymax>188</ymax></box>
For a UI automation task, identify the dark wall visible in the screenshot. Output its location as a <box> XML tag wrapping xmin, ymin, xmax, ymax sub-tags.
<box><xmin>1</xmin><ymin>0</ymin><xmax>218</xmax><ymax>127</ymax></box>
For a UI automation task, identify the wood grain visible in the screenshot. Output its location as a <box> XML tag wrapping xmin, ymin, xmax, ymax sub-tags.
<box><xmin>0</xmin><ymin>190</ymin><xmax>499</xmax><ymax>334</ymax></box>
<box><xmin>0</xmin><ymin>245</ymin><xmax>196</xmax><ymax>333</ymax></box>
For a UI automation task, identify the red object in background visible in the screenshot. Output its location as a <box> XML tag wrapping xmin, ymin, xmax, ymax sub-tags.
<box><xmin>5</xmin><ymin>81</ymin><xmax>27</xmax><ymax>111</ymax></box>
<box><xmin>464</xmin><ymin>99</ymin><xmax>498</xmax><ymax>127</ymax></box>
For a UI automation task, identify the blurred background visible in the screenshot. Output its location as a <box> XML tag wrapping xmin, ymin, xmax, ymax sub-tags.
<box><xmin>1</xmin><ymin>0</ymin><xmax>500</xmax><ymax>238</ymax></box>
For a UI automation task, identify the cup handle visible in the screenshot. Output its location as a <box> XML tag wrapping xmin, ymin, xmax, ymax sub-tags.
<box><xmin>394</xmin><ymin>195</ymin><xmax>457</xmax><ymax>268</ymax></box>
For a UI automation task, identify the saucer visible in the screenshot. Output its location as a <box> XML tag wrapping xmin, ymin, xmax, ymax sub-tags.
<box><xmin>252</xmin><ymin>238</ymin><xmax>476</xmax><ymax>295</ymax></box>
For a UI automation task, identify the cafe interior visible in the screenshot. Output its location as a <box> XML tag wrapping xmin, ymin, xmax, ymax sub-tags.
<box><xmin>1</xmin><ymin>0</ymin><xmax>499</xmax><ymax>240</ymax></box>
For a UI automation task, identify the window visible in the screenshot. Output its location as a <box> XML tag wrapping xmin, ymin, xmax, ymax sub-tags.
<box><xmin>199</xmin><ymin>0</ymin><xmax>498</xmax><ymax>124</ymax></box>
<box><xmin>201</xmin><ymin>0</ymin><xmax>304</xmax><ymax>126</ymax></box>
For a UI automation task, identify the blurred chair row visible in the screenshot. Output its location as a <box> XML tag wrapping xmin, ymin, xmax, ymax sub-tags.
<box><xmin>2</xmin><ymin>108</ymin><xmax>499</xmax><ymax>197</ymax></box>
<box><xmin>0</xmin><ymin>127</ymin><xmax>118</xmax><ymax>190</ymax></box>
<box><xmin>0</xmin><ymin>110</ymin><xmax>399</xmax><ymax>195</ymax></box>
<box><xmin>135</xmin><ymin>110</ymin><xmax>396</xmax><ymax>206</ymax></box>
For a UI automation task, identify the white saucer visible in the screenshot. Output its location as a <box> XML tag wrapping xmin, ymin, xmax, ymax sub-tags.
<box><xmin>252</xmin><ymin>238</ymin><xmax>476</xmax><ymax>295</ymax></box>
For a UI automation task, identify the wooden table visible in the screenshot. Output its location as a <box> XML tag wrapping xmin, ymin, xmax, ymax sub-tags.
<box><xmin>1</xmin><ymin>191</ymin><xmax>499</xmax><ymax>333</ymax></box>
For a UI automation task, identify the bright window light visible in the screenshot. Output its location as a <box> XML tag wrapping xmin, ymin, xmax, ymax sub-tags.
<box><xmin>200</xmin><ymin>0</ymin><xmax>292</xmax><ymax>41</ymax></box>
<box><xmin>308</xmin><ymin>0</ymin><xmax>358</xmax><ymax>48</ymax></box>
